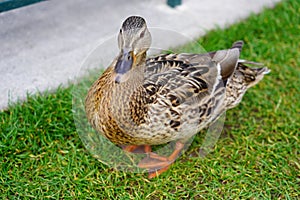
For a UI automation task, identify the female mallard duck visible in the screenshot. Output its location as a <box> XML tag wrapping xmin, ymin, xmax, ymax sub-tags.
<box><xmin>85</xmin><ymin>16</ymin><xmax>269</xmax><ymax>178</ymax></box>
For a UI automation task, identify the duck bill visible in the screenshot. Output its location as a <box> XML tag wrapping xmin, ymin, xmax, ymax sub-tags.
<box><xmin>114</xmin><ymin>50</ymin><xmax>134</xmax><ymax>83</ymax></box>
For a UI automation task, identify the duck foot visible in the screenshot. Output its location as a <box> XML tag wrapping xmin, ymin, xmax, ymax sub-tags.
<box><xmin>138</xmin><ymin>141</ymin><xmax>185</xmax><ymax>178</ymax></box>
<box><xmin>121</xmin><ymin>144</ymin><xmax>151</xmax><ymax>154</ymax></box>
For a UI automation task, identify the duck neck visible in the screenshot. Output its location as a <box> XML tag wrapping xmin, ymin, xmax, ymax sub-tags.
<box><xmin>126</xmin><ymin>52</ymin><xmax>147</xmax><ymax>85</ymax></box>
<box><xmin>109</xmin><ymin>56</ymin><xmax>145</xmax><ymax>116</ymax></box>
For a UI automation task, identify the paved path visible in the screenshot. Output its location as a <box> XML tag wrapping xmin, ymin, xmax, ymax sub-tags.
<box><xmin>0</xmin><ymin>0</ymin><xmax>280</xmax><ymax>110</ymax></box>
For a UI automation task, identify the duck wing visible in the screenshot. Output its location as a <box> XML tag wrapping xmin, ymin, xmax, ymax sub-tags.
<box><xmin>144</xmin><ymin>54</ymin><xmax>219</xmax><ymax>107</ymax></box>
<box><xmin>143</xmin><ymin>42</ymin><xmax>242</xmax><ymax>105</ymax></box>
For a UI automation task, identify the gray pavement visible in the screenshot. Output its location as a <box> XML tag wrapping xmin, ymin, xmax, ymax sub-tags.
<box><xmin>0</xmin><ymin>0</ymin><xmax>280</xmax><ymax>110</ymax></box>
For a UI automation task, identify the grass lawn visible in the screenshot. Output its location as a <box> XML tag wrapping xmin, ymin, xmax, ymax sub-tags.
<box><xmin>1</xmin><ymin>0</ymin><xmax>299</xmax><ymax>198</ymax></box>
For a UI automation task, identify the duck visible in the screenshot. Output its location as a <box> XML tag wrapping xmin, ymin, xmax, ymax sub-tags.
<box><xmin>85</xmin><ymin>16</ymin><xmax>270</xmax><ymax>178</ymax></box>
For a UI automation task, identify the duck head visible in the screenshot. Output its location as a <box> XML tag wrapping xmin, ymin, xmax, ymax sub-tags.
<box><xmin>114</xmin><ymin>16</ymin><xmax>152</xmax><ymax>83</ymax></box>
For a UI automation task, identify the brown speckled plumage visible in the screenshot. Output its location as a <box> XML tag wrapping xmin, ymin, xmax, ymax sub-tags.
<box><xmin>85</xmin><ymin>16</ymin><xmax>270</xmax><ymax>147</ymax></box>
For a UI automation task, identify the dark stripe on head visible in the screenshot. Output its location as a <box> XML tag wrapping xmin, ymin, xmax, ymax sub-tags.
<box><xmin>122</xmin><ymin>16</ymin><xmax>146</xmax><ymax>31</ymax></box>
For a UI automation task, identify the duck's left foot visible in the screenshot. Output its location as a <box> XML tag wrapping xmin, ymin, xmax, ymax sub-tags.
<box><xmin>138</xmin><ymin>142</ymin><xmax>185</xmax><ymax>178</ymax></box>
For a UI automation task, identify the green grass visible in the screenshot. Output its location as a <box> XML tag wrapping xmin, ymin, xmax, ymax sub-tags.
<box><xmin>1</xmin><ymin>0</ymin><xmax>299</xmax><ymax>198</ymax></box>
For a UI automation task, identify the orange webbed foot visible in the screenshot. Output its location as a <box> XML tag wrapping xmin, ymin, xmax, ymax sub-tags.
<box><xmin>138</xmin><ymin>142</ymin><xmax>185</xmax><ymax>178</ymax></box>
